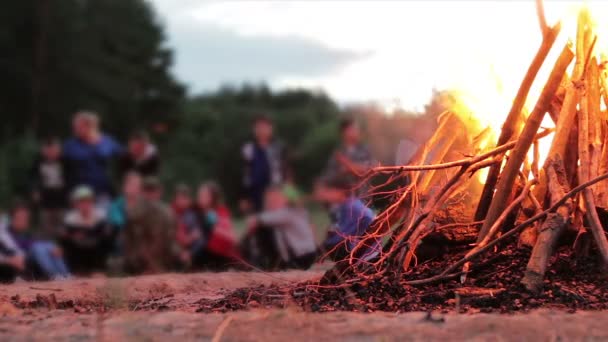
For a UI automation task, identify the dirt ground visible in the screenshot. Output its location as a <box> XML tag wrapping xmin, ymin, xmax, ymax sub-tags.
<box><xmin>1</xmin><ymin>271</ymin><xmax>608</xmax><ymax>341</ymax></box>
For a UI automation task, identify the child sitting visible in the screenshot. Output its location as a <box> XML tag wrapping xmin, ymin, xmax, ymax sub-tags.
<box><xmin>314</xmin><ymin>177</ymin><xmax>379</xmax><ymax>262</ymax></box>
<box><xmin>245</xmin><ymin>186</ymin><xmax>317</xmax><ymax>270</ymax></box>
<box><xmin>180</xmin><ymin>182</ymin><xmax>239</xmax><ymax>270</ymax></box>
<box><xmin>7</xmin><ymin>202</ymin><xmax>70</xmax><ymax>280</ymax></box>
<box><xmin>61</xmin><ymin>186</ymin><xmax>114</xmax><ymax>274</ymax></box>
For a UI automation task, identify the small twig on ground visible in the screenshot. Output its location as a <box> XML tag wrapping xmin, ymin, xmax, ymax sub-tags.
<box><xmin>29</xmin><ymin>286</ymin><xmax>63</xmax><ymax>292</ymax></box>
<box><xmin>212</xmin><ymin>316</ymin><xmax>234</xmax><ymax>342</ymax></box>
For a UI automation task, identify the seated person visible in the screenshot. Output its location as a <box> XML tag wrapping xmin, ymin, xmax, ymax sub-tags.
<box><xmin>0</xmin><ymin>211</ymin><xmax>26</xmax><ymax>283</ymax></box>
<box><xmin>121</xmin><ymin>176</ymin><xmax>177</xmax><ymax>274</ymax></box>
<box><xmin>180</xmin><ymin>182</ymin><xmax>239</xmax><ymax>270</ymax></box>
<box><xmin>244</xmin><ymin>186</ymin><xmax>317</xmax><ymax>270</ymax></box>
<box><xmin>61</xmin><ymin>186</ymin><xmax>114</xmax><ymax>274</ymax></box>
<box><xmin>8</xmin><ymin>202</ymin><xmax>70</xmax><ymax>280</ymax></box>
<box><xmin>314</xmin><ymin>177</ymin><xmax>379</xmax><ymax>262</ymax></box>
<box><xmin>172</xmin><ymin>184</ymin><xmax>194</xmax><ymax>249</ymax></box>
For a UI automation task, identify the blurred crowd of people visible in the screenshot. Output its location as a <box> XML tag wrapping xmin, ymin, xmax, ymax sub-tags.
<box><xmin>0</xmin><ymin>111</ymin><xmax>380</xmax><ymax>283</ymax></box>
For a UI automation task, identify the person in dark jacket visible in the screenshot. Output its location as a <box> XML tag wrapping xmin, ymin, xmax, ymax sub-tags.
<box><xmin>62</xmin><ymin>111</ymin><xmax>122</xmax><ymax>203</ymax></box>
<box><xmin>122</xmin><ymin>176</ymin><xmax>178</xmax><ymax>274</ymax></box>
<box><xmin>30</xmin><ymin>137</ymin><xmax>68</xmax><ymax>237</ymax></box>
<box><xmin>240</xmin><ymin>115</ymin><xmax>286</xmax><ymax>212</ymax></box>
<box><xmin>117</xmin><ymin>130</ymin><xmax>160</xmax><ymax>179</ymax></box>
<box><xmin>60</xmin><ymin>186</ymin><xmax>114</xmax><ymax>274</ymax></box>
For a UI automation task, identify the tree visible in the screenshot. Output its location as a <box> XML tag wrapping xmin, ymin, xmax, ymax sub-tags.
<box><xmin>0</xmin><ymin>0</ymin><xmax>184</xmax><ymax>140</ymax></box>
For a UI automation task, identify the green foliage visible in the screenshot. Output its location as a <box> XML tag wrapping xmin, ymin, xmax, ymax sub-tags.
<box><xmin>0</xmin><ymin>0</ymin><xmax>454</xmax><ymax>210</ymax></box>
<box><xmin>161</xmin><ymin>85</ymin><xmax>342</xmax><ymax>204</ymax></box>
<box><xmin>0</xmin><ymin>0</ymin><xmax>184</xmax><ymax>140</ymax></box>
<box><xmin>0</xmin><ymin>133</ymin><xmax>38</xmax><ymax>207</ymax></box>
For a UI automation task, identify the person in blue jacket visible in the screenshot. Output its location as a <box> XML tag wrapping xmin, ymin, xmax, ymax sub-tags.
<box><xmin>240</xmin><ymin>115</ymin><xmax>286</xmax><ymax>212</ymax></box>
<box><xmin>315</xmin><ymin>176</ymin><xmax>380</xmax><ymax>262</ymax></box>
<box><xmin>63</xmin><ymin>111</ymin><xmax>123</xmax><ymax>204</ymax></box>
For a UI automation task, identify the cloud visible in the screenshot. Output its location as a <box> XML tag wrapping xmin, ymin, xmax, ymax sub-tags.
<box><xmin>164</xmin><ymin>19</ymin><xmax>367</xmax><ymax>94</ymax></box>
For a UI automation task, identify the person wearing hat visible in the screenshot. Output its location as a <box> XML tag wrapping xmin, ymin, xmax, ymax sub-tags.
<box><xmin>60</xmin><ymin>185</ymin><xmax>114</xmax><ymax>274</ymax></box>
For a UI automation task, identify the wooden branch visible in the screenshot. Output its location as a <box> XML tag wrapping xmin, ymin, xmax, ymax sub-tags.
<box><xmin>400</xmin><ymin>159</ymin><xmax>500</xmax><ymax>270</ymax></box>
<box><xmin>369</xmin><ymin>129</ymin><xmax>552</xmax><ymax>174</ymax></box>
<box><xmin>586</xmin><ymin>58</ymin><xmax>603</xmax><ymax>197</ymax></box>
<box><xmin>579</xmin><ymin>77</ymin><xmax>608</xmax><ymax>265</ymax></box>
<box><xmin>461</xmin><ymin>179</ymin><xmax>537</xmax><ymax>282</ymax></box>
<box><xmin>474</xmin><ymin>22</ymin><xmax>561</xmax><ymax>222</ymax></box>
<box><xmin>521</xmin><ymin>157</ymin><xmax>572</xmax><ymax>293</ymax></box>
<box><xmin>599</xmin><ymin>54</ymin><xmax>608</xmax><ymax>111</ymax></box>
<box><xmin>576</xmin><ymin>11</ymin><xmax>608</xmax><ymax>266</ymax></box>
<box><xmin>525</xmin><ymin>15</ymin><xmax>590</xmax><ymax>223</ymax></box>
<box><xmin>535</xmin><ymin>0</ymin><xmax>549</xmax><ymax>37</ymax></box>
<box><xmin>477</xmin><ymin>43</ymin><xmax>574</xmax><ymax>242</ymax></box>
<box><xmin>407</xmin><ymin>112</ymin><xmax>455</xmax><ymax>185</ymax></box>
<box><xmin>417</xmin><ymin>130</ymin><xmax>458</xmax><ymax>192</ymax></box>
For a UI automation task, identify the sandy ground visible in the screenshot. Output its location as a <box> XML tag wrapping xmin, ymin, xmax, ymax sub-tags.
<box><xmin>1</xmin><ymin>271</ymin><xmax>608</xmax><ymax>341</ymax></box>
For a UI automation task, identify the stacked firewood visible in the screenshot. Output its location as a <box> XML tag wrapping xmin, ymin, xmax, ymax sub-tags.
<box><xmin>339</xmin><ymin>1</ymin><xmax>608</xmax><ymax>293</ymax></box>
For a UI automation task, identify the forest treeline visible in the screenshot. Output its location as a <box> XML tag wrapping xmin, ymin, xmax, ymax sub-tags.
<box><xmin>0</xmin><ymin>0</ymin><xmax>451</xmax><ymax>205</ymax></box>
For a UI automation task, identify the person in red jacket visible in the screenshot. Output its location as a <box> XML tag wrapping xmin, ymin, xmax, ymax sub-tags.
<box><xmin>179</xmin><ymin>182</ymin><xmax>240</xmax><ymax>270</ymax></box>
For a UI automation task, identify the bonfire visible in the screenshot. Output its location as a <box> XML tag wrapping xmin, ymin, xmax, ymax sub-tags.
<box><xmin>327</xmin><ymin>1</ymin><xmax>608</xmax><ymax>293</ymax></box>
<box><xmin>199</xmin><ymin>1</ymin><xmax>608</xmax><ymax>314</ymax></box>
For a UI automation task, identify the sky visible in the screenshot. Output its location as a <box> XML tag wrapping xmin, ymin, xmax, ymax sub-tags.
<box><xmin>149</xmin><ymin>0</ymin><xmax>607</xmax><ymax>111</ymax></box>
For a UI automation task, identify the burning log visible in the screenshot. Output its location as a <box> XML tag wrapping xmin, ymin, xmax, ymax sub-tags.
<box><xmin>521</xmin><ymin>157</ymin><xmax>572</xmax><ymax>293</ymax></box>
<box><xmin>476</xmin><ymin>43</ymin><xmax>574</xmax><ymax>242</ymax></box>
<box><xmin>474</xmin><ymin>20</ymin><xmax>561</xmax><ymax>223</ymax></box>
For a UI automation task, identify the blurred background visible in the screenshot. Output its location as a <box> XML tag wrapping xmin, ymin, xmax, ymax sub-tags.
<box><xmin>3</xmin><ymin>0</ymin><xmax>604</xmax><ymax>207</ymax></box>
<box><xmin>0</xmin><ymin>0</ymin><xmax>456</xmax><ymax>207</ymax></box>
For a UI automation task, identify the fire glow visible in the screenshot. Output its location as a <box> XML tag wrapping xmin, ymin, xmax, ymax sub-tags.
<box><xmin>447</xmin><ymin>2</ymin><xmax>608</xmax><ymax>185</ymax></box>
<box><xmin>343</xmin><ymin>1</ymin><xmax>608</xmax><ymax>293</ymax></box>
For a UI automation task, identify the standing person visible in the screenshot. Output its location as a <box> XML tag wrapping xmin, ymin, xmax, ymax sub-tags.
<box><xmin>117</xmin><ymin>130</ymin><xmax>160</xmax><ymax>179</ymax></box>
<box><xmin>63</xmin><ymin>111</ymin><xmax>122</xmax><ymax>205</ymax></box>
<box><xmin>30</xmin><ymin>137</ymin><xmax>68</xmax><ymax>237</ymax></box>
<box><xmin>244</xmin><ymin>186</ymin><xmax>317</xmax><ymax>270</ymax></box>
<box><xmin>7</xmin><ymin>203</ymin><xmax>70</xmax><ymax>280</ymax></box>
<box><xmin>122</xmin><ymin>175</ymin><xmax>177</xmax><ymax>274</ymax></box>
<box><xmin>240</xmin><ymin>115</ymin><xmax>286</xmax><ymax>212</ymax></box>
<box><xmin>314</xmin><ymin>177</ymin><xmax>379</xmax><ymax>262</ymax></box>
<box><xmin>61</xmin><ymin>186</ymin><xmax>114</xmax><ymax>274</ymax></box>
<box><xmin>180</xmin><ymin>182</ymin><xmax>239</xmax><ymax>270</ymax></box>
<box><xmin>324</xmin><ymin>118</ymin><xmax>374</xmax><ymax>192</ymax></box>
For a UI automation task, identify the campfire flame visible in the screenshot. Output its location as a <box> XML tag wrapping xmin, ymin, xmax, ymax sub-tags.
<box><xmin>445</xmin><ymin>2</ymin><xmax>608</xmax><ymax>185</ymax></box>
